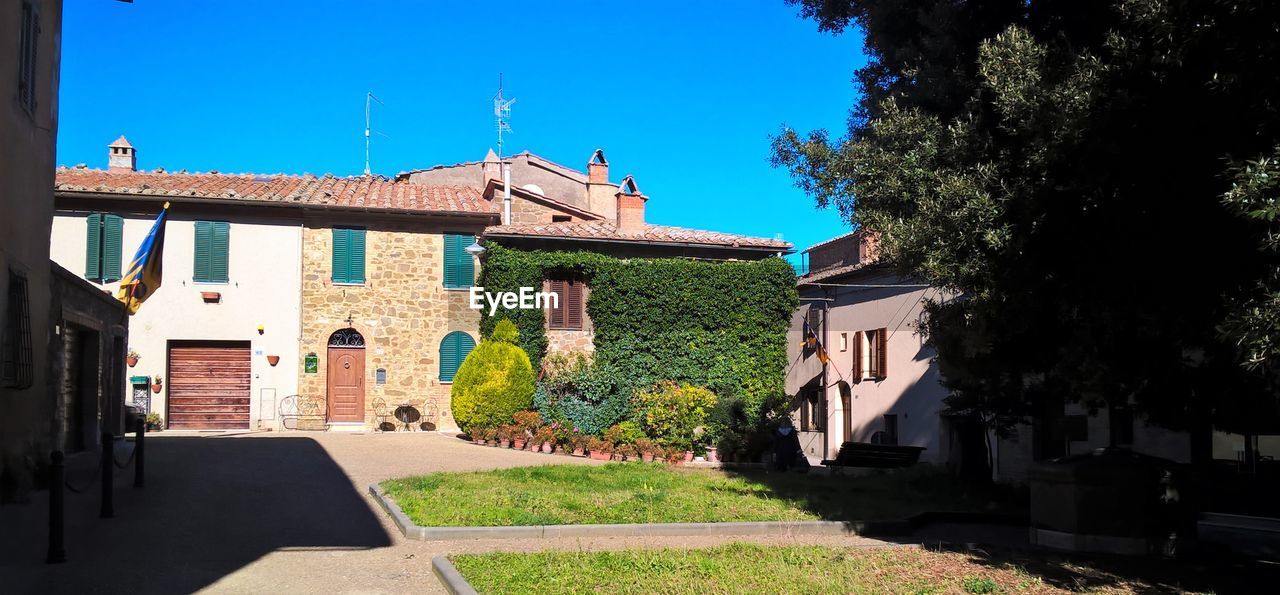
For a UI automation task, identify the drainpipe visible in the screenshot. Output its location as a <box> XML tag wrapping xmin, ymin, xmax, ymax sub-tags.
<box><xmin>502</xmin><ymin>162</ymin><xmax>512</xmax><ymax>225</ymax></box>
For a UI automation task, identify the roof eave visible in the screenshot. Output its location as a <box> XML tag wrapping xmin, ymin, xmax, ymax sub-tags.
<box><xmin>483</xmin><ymin>231</ymin><xmax>793</xmax><ymax>254</ymax></box>
<box><xmin>53</xmin><ymin>190</ymin><xmax>500</xmax><ymax>221</ymax></box>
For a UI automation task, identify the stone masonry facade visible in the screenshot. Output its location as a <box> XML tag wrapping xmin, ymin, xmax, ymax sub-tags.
<box><xmin>298</xmin><ymin>217</ymin><xmax>483</xmax><ymax>432</ymax></box>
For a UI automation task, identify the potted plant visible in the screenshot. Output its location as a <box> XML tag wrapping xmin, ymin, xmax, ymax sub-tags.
<box><xmin>615</xmin><ymin>444</ymin><xmax>637</xmax><ymax>461</ymax></box>
<box><xmin>126</xmin><ymin>349</ymin><xmax>140</xmax><ymax>368</ymax></box>
<box><xmin>150</xmin><ymin>375</ymin><xmax>163</xmax><ymax>394</ymax></box>
<box><xmin>513</xmin><ymin>432</ymin><xmax>527</xmax><ymax>450</ymax></box>
<box><xmin>586</xmin><ymin>437</ymin><xmax>611</xmax><ymax>461</ymax></box>
<box><xmin>569</xmin><ymin>434</ymin><xmax>587</xmax><ymax>457</ymax></box>
<box><xmin>145</xmin><ymin>412</ymin><xmax>163</xmax><ymax>432</ymax></box>
<box><xmin>496</xmin><ymin>425</ymin><xmax>514</xmax><ymax>448</ymax></box>
<box><xmin>634</xmin><ymin>438</ymin><xmax>658</xmax><ymax>463</ymax></box>
<box><xmin>468</xmin><ymin>426</ymin><xmax>485</xmax><ymax>444</ymax></box>
<box><xmin>484</xmin><ymin>427</ymin><xmax>500</xmax><ymax>446</ymax></box>
<box><xmin>535</xmin><ymin>426</ymin><xmax>556</xmax><ymax>453</ymax></box>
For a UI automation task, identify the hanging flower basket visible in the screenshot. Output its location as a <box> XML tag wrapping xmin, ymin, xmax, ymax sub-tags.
<box><xmin>126</xmin><ymin>352</ymin><xmax>140</xmax><ymax>367</ymax></box>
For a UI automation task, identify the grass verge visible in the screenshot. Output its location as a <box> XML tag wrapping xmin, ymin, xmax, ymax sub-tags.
<box><xmin>450</xmin><ymin>543</ymin><xmax>1227</xmax><ymax>595</ymax></box>
<box><xmin>380</xmin><ymin>462</ymin><xmax>1017</xmax><ymax>527</ymax></box>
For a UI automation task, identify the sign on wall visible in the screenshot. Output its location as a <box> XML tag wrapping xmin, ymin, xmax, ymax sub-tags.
<box><xmin>304</xmin><ymin>352</ymin><xmax>318</xmax><ymax>374</ymax></box>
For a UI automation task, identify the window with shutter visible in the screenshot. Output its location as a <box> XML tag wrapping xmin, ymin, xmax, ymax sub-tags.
<box><xmin>102</xmin><ymin>215</ymin><xmax>123</xmax><ymax>282</ymax></box>
<box><xmin>193</xmin><ymin>221</ymin><xmax>229</xmax><ymax>283</ymax></box>
<box><xmin>18</xmin><ymin>2</ymin><xmax>39</xmax><ymax>115</ymax></box>
<box><xmin>439</xmin><ymin>331</ymin><xmax>476</xmax><ymax>382</ymax></box>
<box><xmin>852</xmin><ymin>330</ymin><xmax>864</xmax><ymax>381</ymax></box>
<box><xmin>547</xmin><ymin>278</ymin><xmax>584</xmax><ymax>330</ymax></box>
<box><xmin>443</xmin><ymin>233</ymin><xmax>475</xmax><ymax>289</ymax></box>
<box><xmin>1</xmin><ymin>270</ymin><xmax>33</xmax><ymax>389</ymax></box>
<box><xmin>332</xmin><ymin>227</ymin><xmax>365</xmax><ymax>284</ymax></box>
<box><xmin>876</xmin><ymin>327</ymin><xmax>888</xmax><ymax>379</ymax></box>
<box><xmin>85</xmin><ymin>213</ymin><xmax>102</xmax><ymax>281</ymax></box>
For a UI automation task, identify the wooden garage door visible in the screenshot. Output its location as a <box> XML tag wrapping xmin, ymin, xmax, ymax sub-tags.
<box><xmin>168</xmin><ymin>342</ymin><xmax>250</xmax><ymax>429</ymax></box>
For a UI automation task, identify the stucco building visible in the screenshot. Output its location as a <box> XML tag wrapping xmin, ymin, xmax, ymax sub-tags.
<box><xmin>3</xmin><ymin>0</ymin><xmax>130</xmax><ymax>505</ymax></box>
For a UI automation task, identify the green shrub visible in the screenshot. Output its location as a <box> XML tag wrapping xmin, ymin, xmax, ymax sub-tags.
<box><xmin>632</xmin><ymin>381</ymin><xmax>717</xmax><ymax>451</ymax></box>
<box><xmin>450</xmin><ymin>319</ymin><xmax>536</xmax><ymax>432</ymax></box>
<box><xmin>533</xmin><ymin>353</ymin><xmax>631</xmax><ymax>435</ymax></box>
<box><xmin>477</xmin><ymin>244</ymin><xmax>797</xmax><ymax>426</ymax></box>
<box><xmin>961</xmin><ymin>576</ymin><xmax>998</xmax><ymax>594</ymax></box>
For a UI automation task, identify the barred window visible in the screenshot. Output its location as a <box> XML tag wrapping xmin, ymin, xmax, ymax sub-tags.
<box><xmin>2</xmin><ymin>271</ymin><xmax>34</xmax><ymax>389</ymax></box>
<box><xmin>17</xmin><ymin>1</ymin><xmax>40</xmax><ymax>115</ymax></box>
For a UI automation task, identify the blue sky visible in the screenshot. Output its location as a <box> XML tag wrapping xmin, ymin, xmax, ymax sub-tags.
<box><xmin>57</xmin><ymin>1</ymin><xmax>865</xmax><ymax>255</ymax></box>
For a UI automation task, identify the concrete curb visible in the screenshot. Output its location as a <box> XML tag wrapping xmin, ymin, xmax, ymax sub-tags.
<box><xmin>368</xmin><ymin>483</ymin><xmax>912</xmax><ymax>540</ymax></box>
<box><xmin>431</xmin><ymin>556</ymin><xmax>479</xmax><ymax>595</ymax></box>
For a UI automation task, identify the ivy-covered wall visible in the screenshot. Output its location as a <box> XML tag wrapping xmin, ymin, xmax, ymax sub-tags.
<box><xmin>477</xmin><ymin>243</ymin><xmax>798</xmax><ymax>423</ymax></box>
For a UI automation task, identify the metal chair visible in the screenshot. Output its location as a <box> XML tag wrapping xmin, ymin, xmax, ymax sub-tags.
<box><xmin>279</xmin><ymin>395</ymin><xmax>327</xmax><ymax>430</ymax></box>
<box><xmin>372</xmin><ymin>398</ymin><xmax>395</xmax><ymax>432</ymax></box>
<box><xmin>420</xmin><ymin>399</ymin><xmax>439</xmax><ymax>431</ymax></box>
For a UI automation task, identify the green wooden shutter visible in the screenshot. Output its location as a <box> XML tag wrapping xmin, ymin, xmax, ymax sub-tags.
<box><xmin>193</xmin><ymin>221</ymin><xmax>212</xmax><ymax>282</ymax></box>
<box><xmin>349</xmin><ymin>228</ymin><xmax>366</xmax><ymax>284</ymax></box>
<box><xmin>331</xmin><ymin>228</ymin><xmax>350</xmax><ymax>283</ymax></box>
<box><xmin>85</xmin><ymin>213</ymin><xmax>102</xmax><ymax>281</ymax></box>
<box><xmin>443</xmin><ymin>233</ymin><xmax>475</xmax><ymax>289</ymax></box>
<box><xmin>210</xmin><ymin>221</ymin><xmax>230</xmax><ymax>283</ymax></box>
<box><xmin>439</xmin><ymin>331</ymin><xmax>476</xmax><ymax>382</ymax></box>
<box><xmin>102</xmin><ymin>214</ymin><xmax>124</xmax><ymax>282</ymax></box>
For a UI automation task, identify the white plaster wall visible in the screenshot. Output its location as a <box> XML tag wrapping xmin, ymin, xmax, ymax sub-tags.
<box><xmin>786</xmin><ymin>270</ymin><xmax>948</xmax><ymax>464</ymax></box>
<box><xmin>51</xmin><ymin>210</ymin><xmax>302</xmax><ymax>429</ymax></box>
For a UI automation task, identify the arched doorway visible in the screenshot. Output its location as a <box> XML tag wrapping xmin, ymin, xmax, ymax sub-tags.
<box><xmin>326</xmin><ymin>328</ymin><xmax>366</xmax><ymax>423</ymax></box>
<box><xmin>838</xmin><ymin>381</ymin><xmax>852</xmax><ymax>443</ymax></box>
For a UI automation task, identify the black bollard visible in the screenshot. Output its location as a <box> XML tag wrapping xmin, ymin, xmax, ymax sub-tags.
<box><xmin>100</xmin><ymin>432</ymin><xmax>114</xmax><ymax>518</ymax></box>
<box><xmin>134</xmin><ymin>418</ymin><xmax>145</xmax><ymax>488</ymax></box>
<box><xmin>46</xmin><ymin>451</ymin><xmax>66</xmax><ymax>564</ymax></box>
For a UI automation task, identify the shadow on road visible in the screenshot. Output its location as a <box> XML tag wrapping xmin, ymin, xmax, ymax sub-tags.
<box><xmin>0</xmin><ymin>436</ymin><xmax>391</xmax><ymax>594</ymax></box>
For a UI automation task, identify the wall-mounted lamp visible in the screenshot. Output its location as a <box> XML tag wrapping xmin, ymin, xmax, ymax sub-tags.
<box><xmin>257</xmin><ymin>325</ymin><xmax>265</xmax><ymax>335</ymax></box>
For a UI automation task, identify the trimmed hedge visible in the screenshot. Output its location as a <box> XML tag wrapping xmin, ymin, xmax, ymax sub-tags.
<box><xmin>450</xmin><ymin>319</ymin><xmax>536</xmax><ymax>432</ymax></box>
<box><xmin>478</xmin><ymin>244</ymin><xmax>798</xmax><ymax>424</ymax></box>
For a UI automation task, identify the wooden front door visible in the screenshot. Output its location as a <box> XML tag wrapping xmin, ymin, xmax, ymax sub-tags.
<box><xmin>326</xmin><ymin>347</ymin><xmax>365</xmax><ymax>422</ymax></box>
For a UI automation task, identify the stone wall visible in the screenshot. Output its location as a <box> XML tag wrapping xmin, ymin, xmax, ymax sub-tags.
<box><xmin>298</xmin><ymin>217</ymin><xmax>485</xmax><ymax>432</ymax></box>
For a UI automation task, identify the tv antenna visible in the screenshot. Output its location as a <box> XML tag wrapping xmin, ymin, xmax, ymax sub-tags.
<box><xmin>493</xmin><ymin>74</ymin><xmax>515</xmax><ymax>159</ymax></box>
<box><xmin>364</xmin><ymin>92</ymin><xmax>385</xmax><ymax>176</ymax></box>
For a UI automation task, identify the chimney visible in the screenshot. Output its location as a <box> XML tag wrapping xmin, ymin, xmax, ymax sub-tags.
<box><xmin>586</xmin><ymin>149</ymin><xmax>617</xmax><ymax>220</ymax></box>
<box><xmin>615</xmin><ymin>175</ymin><xmax>647</xmax><ymax>232</ymax></box>
<box><xmin>481</xmin><ymin>148</ymin><xmax>501</xmax><ymax>184</ymax></box>
<box><xmin>108</xmin><ymin>136</ymin><xmax>136</xmax><ymax>173</ymax></box>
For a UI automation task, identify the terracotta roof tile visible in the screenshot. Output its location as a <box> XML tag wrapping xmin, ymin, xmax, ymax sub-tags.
<box><xmin>484</xmin><ymin>220</ymin><xmax>791</xmax><ymax>250</ymax></box>
<box><xmin>54</xmin><ymin>167</ymin><xmax>497</xmax><ymax>215</ymax></box>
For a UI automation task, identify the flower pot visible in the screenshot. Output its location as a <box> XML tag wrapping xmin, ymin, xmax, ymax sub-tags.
<box><xmin>513</xmin><ymin>439</ymin><xmax>526</xmax><ymax>450</ymax></box>
<box><xmin>126</xmin><ymin>355</ymin><xmax>139</xmax><ymax>367</ymax></box>
<box><xmin>706</xmin><ymin>447</ymin><xmax>719</xmax><ymax>463</ymax></box>
<box><xmin>541</xmin><ymin>442</ymin><xmax>553</xmax><ymax>454</ymax></box>
<box><xmin>589</xmin><ymin>450</ymin><xmax>611</xmax><ymax>461</ymax></box>
<box><xmin>499</xmin><ymin>439</ymin><xmax>511</xmax><ymax>448</ymax></box>
<box><xmin>472</xmin><ymin>437</ymin><xmax>484</xmax><ymax>445</ymax></box>
<box><xmin>641</xmin><ymin>452</ymin><xmax>655</xmax><ymax>463</ymax></box>
<box><xmin>266</xmin><ymin>355</ymin><xmax>280</xmax><ymax>367</ymax></box>
<box><xmin>683</xmin><ymin>450</ymin><xmax>695</xmax><ymax>462</ymax></box>
<box><xmin>611</xmin><ymin>453</ymin><xmax>624</xmax><ymax>461</ymax></box>
<box><xmin>571</xmin><ymin>447</ymin><xmax>585</xmax><ymax>457</ymax></box>
<box><xmin>151</xmin><ymin>383</ymin><xmax>162</xmax><ymax>394</ymax></box>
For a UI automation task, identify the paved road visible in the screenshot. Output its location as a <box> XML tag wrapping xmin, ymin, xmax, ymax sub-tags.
<box><xmin>0</xmin><ymin>431</ymin><xmax>893</xmax><ymax>594</ymax></box>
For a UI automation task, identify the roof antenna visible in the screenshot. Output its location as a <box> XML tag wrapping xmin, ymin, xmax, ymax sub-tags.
<box><xmin>493</xmin><ymin>75</ymin><xmax>516</xmax><ymax>224</ymax></box>
<box><xmin>364</xmin><ymin>92</ymin><xmax>385</xmax><ymax>176</ymax></box>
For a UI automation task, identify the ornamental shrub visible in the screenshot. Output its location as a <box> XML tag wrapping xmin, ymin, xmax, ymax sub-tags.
<box><xmin>450</xmin><ymin>319</ymin><xmax>535</xmax><ymax>433</ymax></box>
<box><xmin>477</xmin><ymin>244</ymin><xmax>796</xmax><ymax>426</ymax></box>
<box><xmin>632</xmin><ymin>381</ymin><xmax>717</xmax><ymax>451</ymax></box>
<box><xmin>532</xmin><ymin>353</ymin><xmax>631</xmax><ymax>435</ymax></box>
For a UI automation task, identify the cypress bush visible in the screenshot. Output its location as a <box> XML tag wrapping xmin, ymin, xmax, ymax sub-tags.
<box><xmin>450</xmin><ymin>319</ymin><xmax>535</xmax><ymax>432</ymax></box>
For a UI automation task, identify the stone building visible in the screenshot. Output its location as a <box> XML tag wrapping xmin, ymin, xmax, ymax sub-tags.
<box><xmin>53</xmin><ymin>141</ymin><xmax>497</xmax><ymax>433</ymax></box>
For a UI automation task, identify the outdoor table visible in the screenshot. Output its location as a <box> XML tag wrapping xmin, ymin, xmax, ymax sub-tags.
<box><xmin>393</xmin><ymin>404</ymin><xmax>421</xmax><ymax>432</ymax></box>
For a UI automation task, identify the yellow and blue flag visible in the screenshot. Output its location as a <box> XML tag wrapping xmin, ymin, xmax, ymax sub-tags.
<box><xmin>117</xmin><ymin>202</ymin><xmax>169</xmax><ymax>314</ymax></box>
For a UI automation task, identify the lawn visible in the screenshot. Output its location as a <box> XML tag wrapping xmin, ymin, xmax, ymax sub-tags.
<box><xmin>380</xmin><ymin>462</ymin><xmax>1018</xmax><ymax>527</ymax></box>
<box><xmin>450</xmin><ymin>543</ymin><xmax>1171</xmax><ymax>595</ymax></box>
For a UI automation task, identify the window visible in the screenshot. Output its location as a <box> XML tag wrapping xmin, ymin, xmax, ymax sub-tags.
<box><xmin>85</xmin><ymin>213</ymin><xmax>124</xmax><ymax>283</ymax></box>
<box><xmin>439</xmin><ymin>331</ymin><xmax>476</xmax><ymax>382</ymax></box>
<box><xmin>882</xmin><ymin>414</ymin><xmax>899</xmax><ymax>445</ymax></box>
<box><xmin>548</xmin><ymin>278</ymin><xmax>585</xmax><ymax>330</ymax></box>
<box><xmin>839</xmin><ymin>332</ymin><xmax>848</xmax><ymax>352</ymax></box>
<box><xmin>551</xmin><ymin>215</ymin><xmax>572</xmax><ymax>223</ymax></box>
<box><xmin>193</xmin><ymin>221</ymin><xmax>230</xmax><ymax>283</ymax></box>
<box><xmin>17</xmin><ymin>2</ymin><xmax>39</xmax><ymax>114</ymax></box>
<box><xmin>799</xmin><ymin>389</ymin><xmax>824</xmax><ymax>432</ymax></box>
<box><xmin>859</xmin><ymin>327</ymin><xmax>888</xmax><ymax>379</ymax></box>
<box><xmin>1</xmin><ymin>270</ymin><xmax>33</xmax><ymax>389</ymax></box>
<box><xmin>442</xmin><ymin>233</ymin><xmax>475</xmax><ymax>289</ymax></box>
<box><xmin>331</xmin><ymin>227</ymin><xmax>366</xmax><ymax>285</ymax></box>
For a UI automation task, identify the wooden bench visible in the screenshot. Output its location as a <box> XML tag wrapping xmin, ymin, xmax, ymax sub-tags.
<box><xmin>279</xmin><ymin>394</ymin><xmax>327</xmax><ymax>431</ymax></box>
<box><xmin>821</xmin><ymin>441</ymin><xmax>926</xmax><ymax>469</ymax></box>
